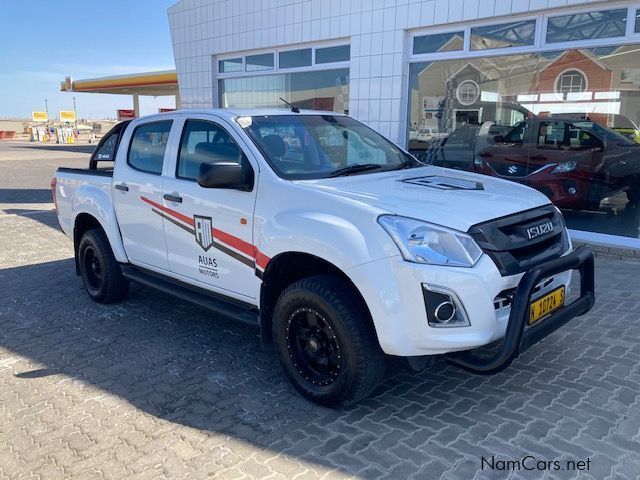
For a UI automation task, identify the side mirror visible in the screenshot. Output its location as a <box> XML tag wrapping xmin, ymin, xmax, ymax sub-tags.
<box><xmin>493</xmin><ymin>135</ymin><xmax>505</xmax><ymax>143</ymax></box>
<box><xmin>197</xmin><ymin>162</ymin><xmax>250</xmax><ymax>190</ymax></box>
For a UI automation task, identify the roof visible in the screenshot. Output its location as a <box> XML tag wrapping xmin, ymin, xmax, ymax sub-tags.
<box><xmin>135</xmin><ymin>108</ymin><xmax>346</xmax><ymax>121</ymax></box>
<box><xmin>60</xmin><ymin>70</ymin><xmax>178</xmax><ymax>95</ymax></box>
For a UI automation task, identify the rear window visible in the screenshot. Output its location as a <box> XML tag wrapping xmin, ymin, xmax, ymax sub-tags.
<box><xmin>127</xmin><ymin>121</ymin><xmax>173</xmax><ymax>174</ymax></box>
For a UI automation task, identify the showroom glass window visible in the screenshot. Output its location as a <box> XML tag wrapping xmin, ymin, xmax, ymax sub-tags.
<box><xmin>219</xmin><ymin>69</ymin><xmax>349</xmax><ymax>113</ymax></box>
<box><xmin>471</xmin><ymin>20</ymin><xmax>536</xmax><ymax>50</ymax></box>
<box><xmin>218</xmin><ymin>44</ymin><xmax>350</xmax><ymax>114</ymax></box>
<box><xmin>546</xmin><ymin>9</ymin><xmax>628</xmax><ymax>43</ymax></box>
<box><xmin>413</xmin><ymin>32</ymin><xmax>463</xmax><ymax>54</ymax></box>
<box><xmin>407</xmin><ymin>43</ymin><xmax>640</xmax><ymax>239</ymax></box>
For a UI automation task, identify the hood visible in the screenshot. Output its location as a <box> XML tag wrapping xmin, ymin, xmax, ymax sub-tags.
<box><xmin>298</xmin><ymin>166</ymin><xmax>551</xmax><ymax>232</ymax></box>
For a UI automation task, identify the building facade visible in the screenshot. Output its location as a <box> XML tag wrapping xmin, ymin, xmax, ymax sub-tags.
<box><xmin>168</xmin><ymin>0</ymin><xmax>640</xmax><ymax>248</ymax></box>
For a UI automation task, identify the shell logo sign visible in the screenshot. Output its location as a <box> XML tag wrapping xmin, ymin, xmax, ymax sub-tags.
<box><xmin>32</xmin><ymin>111</ymin><xmax>48</xmax><ymax>122</ymax></box>
<box><xmin>59</xmin><ymin>111</ymin><xmax>76</xmax><ymax>123</ymax></box>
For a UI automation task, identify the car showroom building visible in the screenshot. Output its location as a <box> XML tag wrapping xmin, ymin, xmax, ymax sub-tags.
<box><xmin>64</xmin><ymin>0</ymin><xmax>622</xmax><ymax>251</ymax></box>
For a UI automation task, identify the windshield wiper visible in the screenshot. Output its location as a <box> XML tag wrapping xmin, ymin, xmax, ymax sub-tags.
<box><xmin>327</xmin><ymin>164</ymin><xmax>384</xmax><ymax>177</ymax></box>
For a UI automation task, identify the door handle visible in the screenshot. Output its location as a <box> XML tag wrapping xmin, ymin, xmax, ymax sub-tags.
<box><xmin>114</xmin><ymin>183</ymin><xmax>129</xmax><ymax>192</ymax></box>
<box><xmin>163</xmin><ymin>193</ymin><xmax>183</xmax><ymax>203</ymax></box>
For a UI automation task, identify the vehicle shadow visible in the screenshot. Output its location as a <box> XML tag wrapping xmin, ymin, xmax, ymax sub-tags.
<box><xmin>0</xmin><ymin>256</ymin><xmax>631</xmax><ymax>477</ymax></box>
<box><xmin>0</xmin><ymin>188</ymin><xmax>53</xmax><ymax>204</ymax></box>
<box><xmin>0</xmin><ymin>258</ymin><xmax>480</xmax><ymax>475</ymax></box>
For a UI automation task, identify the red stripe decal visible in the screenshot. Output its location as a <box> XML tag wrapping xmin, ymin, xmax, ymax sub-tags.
<box><xmin>212</xmin><ymin>228</ymin><xmax>255</xmax><ymax>258</ymax></box>
<box><xmin>142</xmin><ymin>195</ymin><xmax>270</xmax><ymax>270</ymax></box>
<box><xmin>254</xmin><ymin>250</ymin><xmax>270</xmax><ymax>270</ymax></box>
<box><xmin>141</xmin><ymin>196</ymin><xmax>194</xmax><ymax>227</ymax></box>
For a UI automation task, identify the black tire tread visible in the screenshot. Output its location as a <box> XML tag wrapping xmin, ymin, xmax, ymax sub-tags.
<box><xmin>78</xmin><ymin>229</ymin><xmax>129</xmax><ymax>303</ymax></box>
<box><xmin>272</xmin><ymin>274</ymin><xmax>385</xmax><ymax>407</ymax></box>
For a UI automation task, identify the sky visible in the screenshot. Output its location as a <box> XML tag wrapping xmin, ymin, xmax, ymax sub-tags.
<box><xmin>0</xmin><ymin>0</ymin><xmax>178</xmax><ymax>120</ymax></box>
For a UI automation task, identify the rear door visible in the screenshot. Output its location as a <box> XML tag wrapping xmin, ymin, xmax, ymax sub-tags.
<box><xmin>161</xmin><ymin>115</ymin><xmax>260</xmax><ymax>302</ymax></box>
<box><xmin>113</xmin><ymin>118</ymin><xmax>177</xmax><ymax>271</ymax></box>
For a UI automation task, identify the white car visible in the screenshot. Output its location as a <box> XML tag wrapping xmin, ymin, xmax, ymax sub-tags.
<box><xmin>52</xmin><ymin>109</ymin><xmax>595</xmax><ymax>406</ymax></box>
<box><xmin>417</xmin><ymin>127</ymin><xmax>447</xmax><ymax>142</ymax></box>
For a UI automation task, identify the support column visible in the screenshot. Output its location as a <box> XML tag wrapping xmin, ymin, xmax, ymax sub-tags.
<box><xmin>175</xmin><ymin>93</ymin><xmax>182</xmax><ymax>110</ymax></box>
<box><xmin>133</xmin><ymin>94</ymin><xmax>140</xmax><ymax>117</ymax></box>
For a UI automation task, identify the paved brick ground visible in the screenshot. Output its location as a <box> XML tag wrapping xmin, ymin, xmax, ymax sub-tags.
<box><xmin>1</xmin><ymin>143</ymin><xmax>640</xmax><ymax>479</ymax></box>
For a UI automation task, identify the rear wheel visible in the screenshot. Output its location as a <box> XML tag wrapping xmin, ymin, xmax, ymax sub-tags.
<box><xmin>273</xmin><ymin>275</ymin><xmax>385</xmax><ymax>407</ymax></box>
<box><xmin>78</xmin><ymin>229</ymin><xmax>129</xmax><ymax>303</ymax></box>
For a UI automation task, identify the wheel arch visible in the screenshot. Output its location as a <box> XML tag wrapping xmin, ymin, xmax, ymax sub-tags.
<box><xmin>259</xmin><ymin>251</ymin><xmax>378</xmax><ymax>348</ymax></box>
<box><xmin>73</xmin><ymin>212</ymin><xmax>127</xmax><ymax>274</ymax></box>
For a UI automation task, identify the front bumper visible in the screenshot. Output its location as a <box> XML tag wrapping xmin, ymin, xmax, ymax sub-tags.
<box><xmin>445</xmin><ymin>245</ymin><xmax>594</xmax><ymax>374</ymax></box>
<box><xmin>346</xmin><ymin>245</ymin><xmax>594</xmax><ymax>363</ymax></box>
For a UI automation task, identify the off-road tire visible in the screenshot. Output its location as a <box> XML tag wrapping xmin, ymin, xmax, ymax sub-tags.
<box><xmin>272</xmin><ymin>275</ymin><xmax>386</xmax><ymax>407</ymax></box>
<box><xmin>78</xmin><ymin>229</ymin><xmax>129</xmax><ymax>303</ymax></box>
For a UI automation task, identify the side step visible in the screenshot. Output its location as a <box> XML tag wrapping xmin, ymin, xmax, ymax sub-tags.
<box><xmin>121</xmin><ymin>265</ymin><xmax>260</xmax><ymax>327</ymax></box>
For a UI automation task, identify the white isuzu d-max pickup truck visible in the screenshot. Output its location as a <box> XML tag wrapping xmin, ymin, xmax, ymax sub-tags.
<box><xmin>52</xmin><ymin>109</ymin><xmax>595</xmax><ymax>406</ymax></box>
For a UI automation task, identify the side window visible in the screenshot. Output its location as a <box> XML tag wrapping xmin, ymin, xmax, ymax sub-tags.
<box><xmin>127</xmin><ymin>121</ymin><xmax>173</xmax><ymax>175</ymax></box>
<box><xmin>504</xmin><ymin>122</ymin><xmax>527</xmax><ymax>143</ymax></box>
<box><xmin>94</xmin><ymin>130</ymin><xmax>119</xmax><ymax>161</ymax></box>
<box><xmin>537</xmin><ymin>121</ymin><xmax>566</xmax><ymax>149</ymax></box>
<box><xmin>177</xmin><ymin>120</ymin><xmax>246</xmax><ymax>181</ymax></box>
<box><xmin>567</xmin><ymin>125</ymin><xmax>603</xmax><ymax>150</ymax></box>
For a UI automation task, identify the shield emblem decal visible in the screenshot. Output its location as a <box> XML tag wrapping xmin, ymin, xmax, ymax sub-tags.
<box><xmin>194</xmin><ymin>215</ymin><xmax>214</xmax><ymax>251</ymax></box>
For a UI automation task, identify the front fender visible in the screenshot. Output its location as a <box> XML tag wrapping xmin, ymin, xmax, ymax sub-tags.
<box><xmin>72</xmin><ymin>184</ymin><xmax>128</xmax><ymax>263</ymax></box>
<box><xmin>259</xmin><ymin>209</ymin><xmax>397</xmax><ymax>271</ymax></box>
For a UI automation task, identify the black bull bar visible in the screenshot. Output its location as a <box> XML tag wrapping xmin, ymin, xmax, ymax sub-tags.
<box><xmin>445</xmin><ymin>245</ymin><xmax>595</xmax><ymax>374</ymax></box>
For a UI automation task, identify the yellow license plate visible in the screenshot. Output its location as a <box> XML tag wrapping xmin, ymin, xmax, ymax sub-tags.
<box><xmin>529</xmin><ymin>286</ymin><xmax>565</xmax><ymax>325</ymax></box>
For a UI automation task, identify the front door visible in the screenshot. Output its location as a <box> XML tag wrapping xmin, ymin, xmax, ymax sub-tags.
<box><xmin>476</xmin><ymin>120</ymin><xmax>531</xmax><ymax>179</ymax></box>
<box><xmin>160</xmin><ymin>116</ymin><xmax>260</xmax><ymax>302</ymax></box>
<box><xmin>112</xmin><ymin>119</ymin><xmax>175</xmax><ymax>271</ymax></box>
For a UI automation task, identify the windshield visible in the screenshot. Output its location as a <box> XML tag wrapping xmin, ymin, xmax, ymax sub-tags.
<box><xmin>239</xmin><ymin>114</ymin><xmax>419</xmax><ymax>180</ymax></box>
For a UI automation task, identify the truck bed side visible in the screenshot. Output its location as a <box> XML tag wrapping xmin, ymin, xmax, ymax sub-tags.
<box><xmin>54</xmin><ymin>169</ymin><xmax>128</xmax><ymax>263</ymax></box>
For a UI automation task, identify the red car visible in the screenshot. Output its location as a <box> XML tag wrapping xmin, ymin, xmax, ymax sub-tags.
<box><xmin>473</xmin><ymin>118</ymin><xmax>640</xmax><ymax>209</ymax></box>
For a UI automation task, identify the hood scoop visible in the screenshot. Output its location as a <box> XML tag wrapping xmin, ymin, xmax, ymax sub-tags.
<box><xmin>400</xmin><ymin>175</ymin><xmax>485</xmax><ymax>191</ymax></box>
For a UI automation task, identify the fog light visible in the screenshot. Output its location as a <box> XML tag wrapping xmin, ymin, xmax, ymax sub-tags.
<box><xmin>434</xmin><ymin>301</ymin><xmax>456</xmax><ymax>323</ymax></box>
<box><xmin>568</xmin><ymin>187</ymin><xmax>577</xmax><ymax>195</ymax></box>
<box><xmin>422</xmin><ymin>284</ymin><xmax>470</xmax><ymax>327</ymax></box>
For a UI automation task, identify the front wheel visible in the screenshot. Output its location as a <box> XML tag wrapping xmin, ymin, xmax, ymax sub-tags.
<box><xmin>272</xmin><ymin>275</ymin><xmax>386</xmax><ymax>407</ymax></box>
<box><xmin>78</xmin><ymin>229</ymin><xmax>129</xmax><ymax>303</ymax></box>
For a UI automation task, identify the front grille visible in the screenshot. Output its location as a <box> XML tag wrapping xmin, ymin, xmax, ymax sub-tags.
<box><xmin>486</xmin><ymin>161</ymin><xmax>540</xmax><ymax>178</ymax></box>
<box><xmin>468</xmin><ymin>205</ymin><xmax>569</xmax><ymax>276</ymax></box>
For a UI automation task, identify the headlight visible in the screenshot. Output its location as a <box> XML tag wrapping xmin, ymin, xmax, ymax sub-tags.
<box><xmin>554</xmin><ymin>206</ymin><xmax>573</xmax><ymax>252</ymax></box>
<box><xmin>378</xmin><ymin>215</ymin><xmax>483</xmax><ymax>267</ymax></box>
<box><xmin>551</xmin><ymin>160</ymin><xmax>577</xmax><ymax>173</ymax></box>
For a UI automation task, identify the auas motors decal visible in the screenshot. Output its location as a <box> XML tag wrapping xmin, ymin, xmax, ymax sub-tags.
<box><xmin>198</xmin><ymin>254</ymin><xmax>219</xmax><ymax>278</ymax></box>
